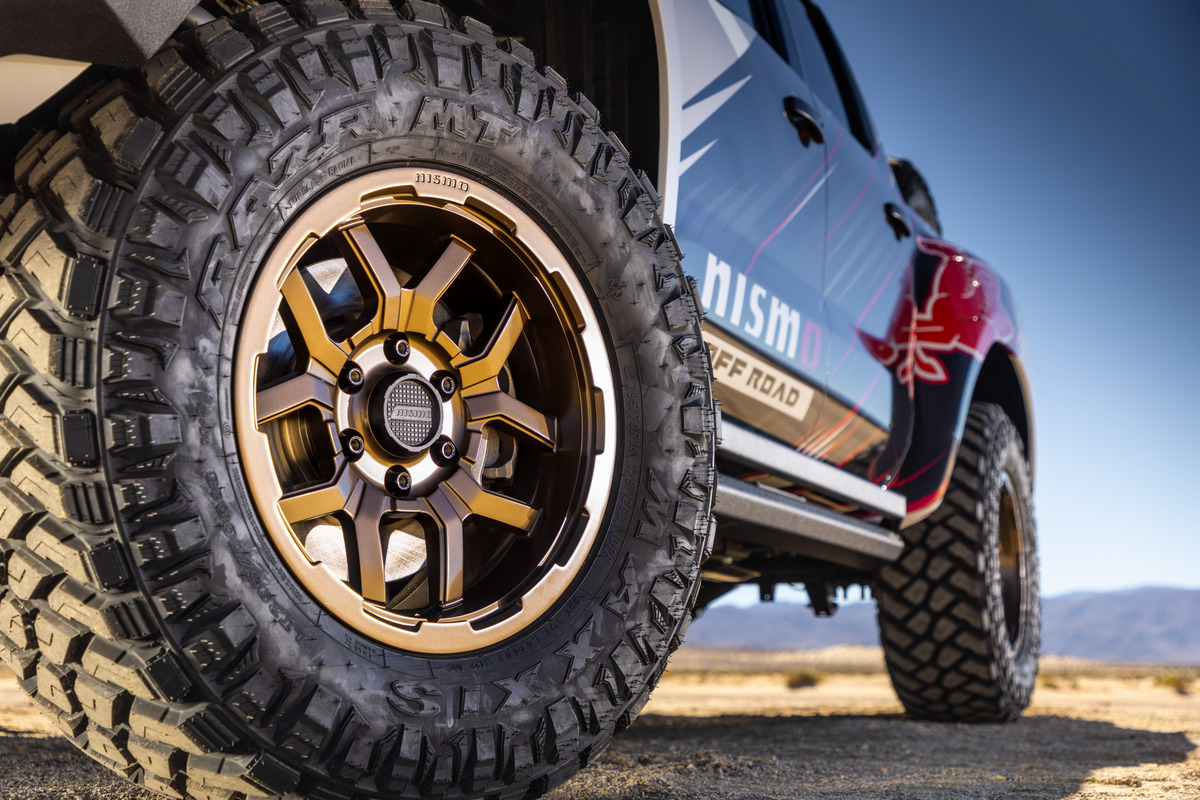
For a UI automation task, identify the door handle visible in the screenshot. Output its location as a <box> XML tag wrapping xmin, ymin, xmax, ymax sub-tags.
<box><xmin>884</xmin><ymin>203</ymin><xmax>912</xmax><ymax>240</ymax></box>
<box><xmin>783</xmin><ymin>96</ymin><xmax>824</xmax><ymax>146</ymax></box>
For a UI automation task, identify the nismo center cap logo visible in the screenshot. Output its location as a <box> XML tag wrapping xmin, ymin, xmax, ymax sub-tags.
<box><xmin>381</xmin><ymin>375</ymin><xmax>440</xmax><ymax>450</ymax></box>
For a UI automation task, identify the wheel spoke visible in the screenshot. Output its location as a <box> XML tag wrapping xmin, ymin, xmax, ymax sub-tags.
<box><xmin>445</xmin><ymin>467</ymin><xmax>540</xmax><ymax>533</ymax></box>
<box><xmin>401</xmin><ymin>238</ymin><xmax>474</xmax><ymax>340</ymax></box>
<box><xmin>278</xmin><ymin>463</ymin><xmax>357</xmax><ymax>526</ymax></box>
<box><xmin>426</xmin><ymin>486</ymin><xmax>468</xmax><ymax>606</ymax></box>
<box><xmin>255</xmin><ymin>369</ymin><xmax>337</xmax><ymax>426</ymax></box>
<box><xmin>466</xmin><ymin>391</ymin><xmax>557</xmax><ymax>449</ymax></box>
<box><xmin>339</xmin><ymin>220</ymin><xmax>405</xmax><ymax>334</ymax></box>
<box><xmin>453</xmin><ymin>296</ymin><xmax>529</xmax><ymax>390</ymax></box>
<box><xmin>348</xmin><ymin>483</ymin><xmax>392</xmax><ymax>603</ymax></box>
<box><xmin>280</xmin><ymin>269</ymin><xmax>349</xmax><ymax>376</ymax></box>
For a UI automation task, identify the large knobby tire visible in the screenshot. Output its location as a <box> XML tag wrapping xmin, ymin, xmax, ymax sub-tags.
<box><xmin>0</xmin><ymin>3</ymin><xmax>717</xmax><ymax>799</ymax></box>
<box><xmin>875</xmin><ymin>402</ymin><xmax>1039</xmax><ymax>722</ymax></box>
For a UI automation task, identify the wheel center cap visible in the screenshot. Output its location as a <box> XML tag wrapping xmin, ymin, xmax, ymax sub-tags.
<box><xmin>370</xmin><ymin>373</ymin><xmax>442</xmax><ymax>454</ymax></box>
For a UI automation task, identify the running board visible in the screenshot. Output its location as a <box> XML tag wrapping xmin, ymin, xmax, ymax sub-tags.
<box><xmin>716</xmin><ymin>476</ymin><xmax>905</xmax><ymax>570</ymax></box>
<box><xmin>719</xmin><ymin>420</ymin><xmax>907</xmax><ymax>519</ymax></box>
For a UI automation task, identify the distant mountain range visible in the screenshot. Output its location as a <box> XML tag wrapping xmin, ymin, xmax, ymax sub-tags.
<box><xmin>684</xmin><ymin>586</ymin><xmax>1200</xmax><ymax>665</ymax></box>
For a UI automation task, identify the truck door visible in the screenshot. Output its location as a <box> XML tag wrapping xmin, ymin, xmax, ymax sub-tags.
<box><xmin>776</xmin><ymin>0</ymin><xmax>917</xmax><ymax>484</ymax></box>
<box><xmin>671</xmin><ymin>0</ymin><xmax>831</xmax><ymax>447</ymax></box>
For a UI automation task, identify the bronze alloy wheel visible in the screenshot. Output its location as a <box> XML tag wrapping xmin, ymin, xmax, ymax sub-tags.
<box><xmin>997</xmin><ymin>472</ymin><xmax>1028</xmax><ymax>648</ymax></box>
<box><xmin>235</xmin><ymin>168</ymin><xmax>617</xmax><ymax>653</ymax></box>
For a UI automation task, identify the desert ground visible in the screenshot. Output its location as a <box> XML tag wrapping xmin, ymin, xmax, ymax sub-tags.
<box><xmin>2</xmin><ymin>646</ymin><xmax>1198</xmax><ymax>799</ymax></box>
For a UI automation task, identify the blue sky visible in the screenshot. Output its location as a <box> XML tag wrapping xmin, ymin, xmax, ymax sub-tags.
<box><xmin>808</xmin><ymin>0</ymin><xmax>1200</xmax><ymax>597</ymax></box>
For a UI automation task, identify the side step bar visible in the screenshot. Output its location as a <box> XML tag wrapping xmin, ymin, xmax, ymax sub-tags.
<box><xmin>720</xmin><ymin>420</ymin><xmax>907</xmax><ymax>519</ymax></box>
<box><xmin>714</xmin><ymin>420</ymin><xmax>907</xmax><ymax>570</ymax></box>
<box><xmin>715</xmin><ymin>477</ymin><xmax>904</xmax><ymax>570</ymax></box>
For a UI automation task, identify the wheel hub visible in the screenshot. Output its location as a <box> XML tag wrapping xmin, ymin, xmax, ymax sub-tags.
<box><xmin>333</xmin><ymin>337</ymin><xmax>463</xmax><ymax>498</ymax></box>
<box><xmin>374</xmin><ymin>373</ymin><xmax>440</xmax><ymax>454</ymax></box>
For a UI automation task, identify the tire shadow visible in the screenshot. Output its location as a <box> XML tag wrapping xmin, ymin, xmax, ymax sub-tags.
<box><xmin>0</xmin><ymin>697</ymin><xmax>1192</xmax><ymax>799</ymax></box>
<box><xmin>0</xmin><ymin>726</ymin><xmax>159</xmax><ymax>800</ymax></box>
<box><xmin>552</xmin><ymin>712</ymin><xmax>1196</xmax><ymax>799</ymax></box>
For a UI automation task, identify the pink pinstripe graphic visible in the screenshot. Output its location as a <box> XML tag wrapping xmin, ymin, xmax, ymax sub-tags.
<box><xmin>745</xmin><ymin>128</ymin><xmax>843</xmax><ymax>275</ymax></box>
<box><xmin>793</xmin><ymin>367</ymin><xmax>882</xmax><ymax>452</ymax></box>
<box><xmin>888</xmin><ymin>453</ymin><xmax>945</xmax><ymax>490</ymax></box>
<box><xmin>818</xmin><ymin>148</ymin><xmax>877</xmax><ymax>255</ymax></box>
<box><xmin>829</xmin><ymin>249</ymin><xmax>909</xmax><ymax>379</ymax></box>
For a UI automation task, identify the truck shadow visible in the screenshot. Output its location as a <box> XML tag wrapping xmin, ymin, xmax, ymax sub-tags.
<box><xmin>554</xmin><ymin>711</ymin><xmax>1195</xmax><ymax>799</ymax></box>
<box><xmin>0</xmin><ymin>706</ymin><xmax>1191</xmax><ymax>799</ymax></box>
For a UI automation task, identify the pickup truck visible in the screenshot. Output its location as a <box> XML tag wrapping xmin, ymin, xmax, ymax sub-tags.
<box><xmin>0</xmin><ymin>1</ymin><xmax>1037</xmax><ymax>798</ymax></box>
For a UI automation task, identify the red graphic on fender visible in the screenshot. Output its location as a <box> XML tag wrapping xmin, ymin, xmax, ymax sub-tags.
<box><xmin>861</xmin><ymin>236</ymin><xmax>1015</xmax><ymax>385</ymax></box>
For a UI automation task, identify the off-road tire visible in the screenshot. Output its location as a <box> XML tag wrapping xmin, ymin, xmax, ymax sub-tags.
<box><xmin>0</xmin><ymin>3</ymin><xmax>717</xmax><ymax>799</ymax></box>
<box><xmin>875</xmin><ymin>402</ymin><xmax>1038</xmax><ymax>722</ymax></box>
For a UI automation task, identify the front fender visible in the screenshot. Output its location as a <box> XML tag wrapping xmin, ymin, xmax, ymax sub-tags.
<box><xmin>868</xmin><ymin>236</ymin><xmax>1029</xmax><ymax>524</ymax></box>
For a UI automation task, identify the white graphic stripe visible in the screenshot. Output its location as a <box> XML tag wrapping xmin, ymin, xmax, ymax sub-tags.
<box><xmin>779</xmin><ymin>167</ymin><xmax>835</xmax><ymax>231</ymax></box>
<box><xmin>708</xmin><ymin>0</ymin><xmax>753</xmax><ymax>62</ymax></box>
<box><xmin>681</xmin><ymin>74</ymin><xmax>753</xmax><ymax>142</ymax></box>
<box><xmin>679</xmin><ymin>139</ymin><xmax>717</xmax><ymax>175</ymax></box>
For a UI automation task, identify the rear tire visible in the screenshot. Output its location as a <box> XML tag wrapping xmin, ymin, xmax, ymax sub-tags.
<box><xmin>0</xmin><ymin>3</ymin><xmax>716</xmax><ymax>798</ymax></box>
<box><xmin>875</xmin><ymin>402</ymin><xmax>1039</xmax><ymax>722</ymax></box>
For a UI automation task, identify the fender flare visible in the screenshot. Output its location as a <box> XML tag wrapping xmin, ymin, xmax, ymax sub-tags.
<box><xmin>878</xmin><ymin>236</ymin><xmax>1034</xmax><ymax>525</ymax></box>
<box><xmin>0</xmin><ymin>0</ymin><xmax>197</xmax><ymax>66</ymax></box>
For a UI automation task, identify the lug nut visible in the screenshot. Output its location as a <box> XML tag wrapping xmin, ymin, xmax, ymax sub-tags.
<box><xmin>385</xmin><ymin>466</ymin><xmax>412</xmax><ymax>497</ymax></box>
<box><xmin>385</xmin><ymin>333</ymin><xmax>411</xmax><ymax>365</ymax></box>
<box><xmin>339</xmin><ymin>362</ymin><xmax>366</xmax><ymax>393</ymax></box>
<box><xmin>340</xmin><ymin>430</ymin><xmax>365</xmax><ymax>461</ymax></box>
<box><xmin>433</xmin><ymin>437</ymin><xmax>458</xmax><ymax>466</ymax></box>
<box><xmin>433</xmin><ymin>372</ymin><xmax>456</xmax><ymax>398</ymax></box>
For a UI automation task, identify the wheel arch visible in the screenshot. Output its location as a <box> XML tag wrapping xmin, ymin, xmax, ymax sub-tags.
<box><xmin>970</xmin><ymin>344</ymin><xmax>1036</xmax><ymax>481</ymax></box>
<box><xmin>445</xmin><ymin>0</ymin><xmax>668</xmax><ymax>197</ymax></box>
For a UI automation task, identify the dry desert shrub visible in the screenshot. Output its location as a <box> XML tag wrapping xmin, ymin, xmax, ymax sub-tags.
<box><xmin>786</xmin><ymin>670</ymin><xmax>824</xmax><ymax>689</ymax></box>
<box><xmin>1155</xmin><ymin>675</ymin><xmax>1194</xmax><ymax>695</ymax></box>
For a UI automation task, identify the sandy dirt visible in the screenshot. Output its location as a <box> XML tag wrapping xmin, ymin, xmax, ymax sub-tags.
<box><xmin>2</xmin><ymin>647</ymin><xmax>1198</xmax><ymax>799</ymax></box>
